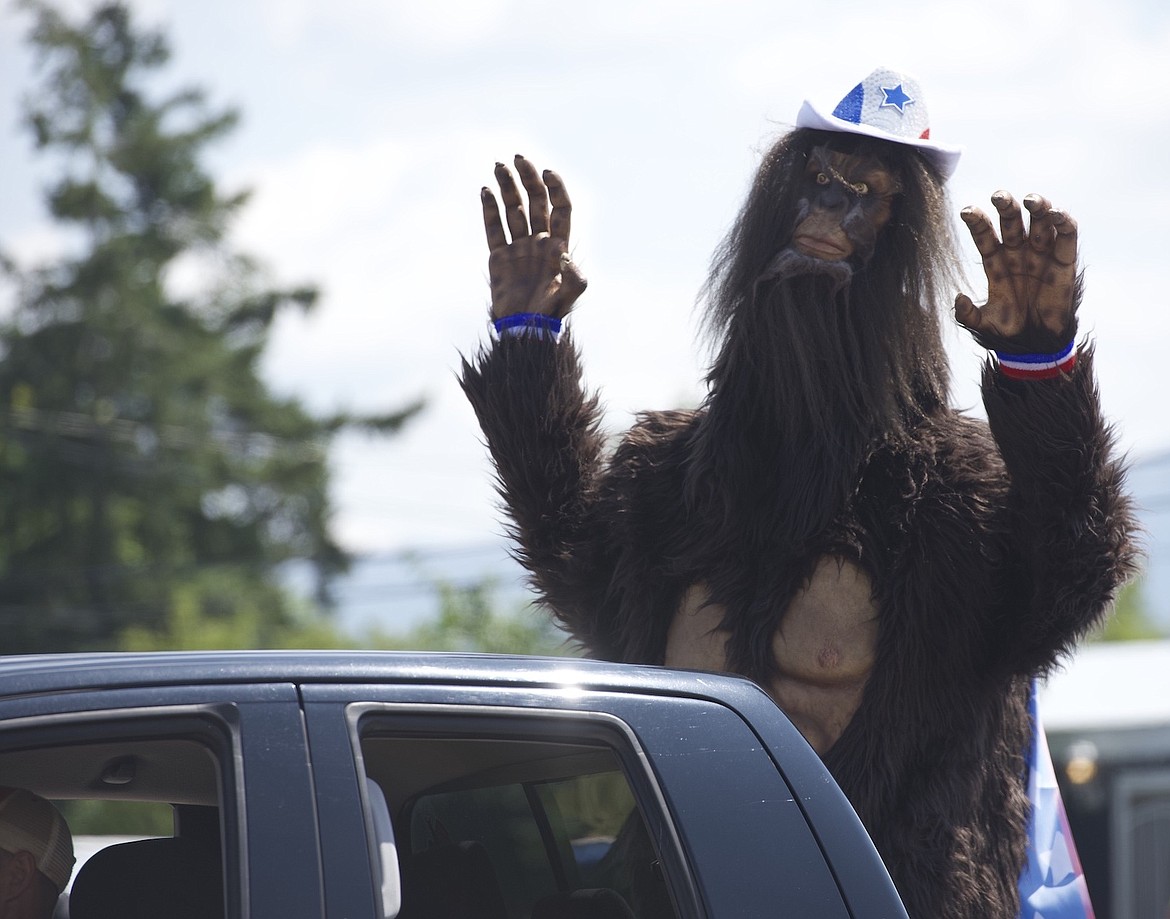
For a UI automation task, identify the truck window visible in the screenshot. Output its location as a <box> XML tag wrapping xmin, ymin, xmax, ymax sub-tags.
<box><xmin>0</xmin><ymin>720</ymin><xmax>232</xmax><ymax>918</ymax></box>
<box><xmin>359</xmin><ymin>730</ymin><xmax>679</xmax><ymax>919</ymax></box>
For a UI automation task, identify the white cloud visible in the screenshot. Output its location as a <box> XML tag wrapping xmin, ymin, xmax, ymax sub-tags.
<box><xmin>252</xmin><ymin>0</ymin><xmax>506</xmax><ymax>50</ymax></box>
<box><xmin>228</xmin><ymin>139</ymin><xmax>410</xmax><ymax>262</ymax></box>
<box><xmin>2</xmin><ymin>0</ymin><xmax>1167</xmax><ymax>558</ymax></box>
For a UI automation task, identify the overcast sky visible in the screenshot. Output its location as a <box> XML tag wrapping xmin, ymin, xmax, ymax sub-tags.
<box><xmin>2</xmin><ymin>0</ymin><xmax>1168</xmax><ymax>560</ymax></box>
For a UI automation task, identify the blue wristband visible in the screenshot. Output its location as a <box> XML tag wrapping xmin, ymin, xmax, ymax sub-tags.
<box><xmin>493</xmin><ymin>313</ymin><xmax>562</xmax><ymax>339</ymax></box>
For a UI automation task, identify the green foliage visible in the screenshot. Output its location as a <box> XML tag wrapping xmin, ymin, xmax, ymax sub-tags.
<box><xmin>1091</xmin><ymin>577</ymin><xmax>1165</xmax><ymax>642</ymax></box>
<box><xmin>546</xmin><ymin>772</ymin><xmax>634</xmax><ymax>841</ymax></box>
<box><xmin>55</xmin><ymin>798</ymin><xmax>172</xmax><ymax>836</ymax></box>
<box><xmin>0</xmin><ymin>2</ymin><xmax>420</xmax><ymax>651</ymax></box>
<box><xmin>118</xmin><ymin>567</ymin><xmax>348</xmax><ymax>651</ymax></box>
<box><xmin>402</xmin><ymin>579</ymin><xmax>577</xmax><ymax>657</ymax></box>
<box><xmin>111</xmin><ymin>568</ymin><xmax>574</xmax><ymax>657</ymax></box>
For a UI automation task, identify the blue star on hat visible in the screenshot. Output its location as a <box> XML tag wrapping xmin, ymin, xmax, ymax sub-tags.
<box><xmin>880</xmin><ymin>83</ymin><xmax>913</xmax><ymax>113</ymax></box>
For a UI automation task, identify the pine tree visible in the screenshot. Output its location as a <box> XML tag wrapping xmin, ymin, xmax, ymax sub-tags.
<box><xmin>0</xmin><ymin>1</ymin><xmax>420</xmax><ymax>651</ymax></box>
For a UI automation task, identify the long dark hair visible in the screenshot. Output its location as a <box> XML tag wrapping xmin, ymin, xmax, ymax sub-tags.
<box><xmin>687</xmin><ymin>128</ymin><xmax>962</xmax><ymax>554</ymax></box>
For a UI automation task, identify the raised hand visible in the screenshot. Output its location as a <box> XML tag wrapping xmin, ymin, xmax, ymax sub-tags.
<box><xmin>481</xmin><ymin>155</ymin><xmax>586</xmax><ymax>320</ymax></box>
<box><xmin>954</xmin><ymin>192</ymin><xmax>1079</xmax><ymax>354</ymax></box>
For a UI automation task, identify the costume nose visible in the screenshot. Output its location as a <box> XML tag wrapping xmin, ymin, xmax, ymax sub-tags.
<box><xmin>819</xmin><ymin>183</ymin><xmax>849</xmax><ymax>212</ymax></box>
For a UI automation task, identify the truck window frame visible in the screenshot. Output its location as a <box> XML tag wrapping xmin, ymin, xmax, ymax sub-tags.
<box><xmin>0</xmin><ymin>703</ymin><xmax>242</xmax><ymax>915</ymax></box>
<box><xmin>346</xmin><ymin>703</ymin><xmax>701</xmax><ymax>919</ymax></box>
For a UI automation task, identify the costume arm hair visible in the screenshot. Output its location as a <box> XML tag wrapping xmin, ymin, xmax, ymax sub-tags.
<box><xmin>460</xmin><ymin>334</ymin><xmax>619</xmax><ymax>657</ymax></box>
<box><xmin>981</xmin><ymin>343</ymin><xmax>1139</xmax><ymax>675</ymax></box>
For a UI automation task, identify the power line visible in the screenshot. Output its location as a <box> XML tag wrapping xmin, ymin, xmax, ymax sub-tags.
<box><xmin>0</xmin><ymin>543</ymin><xmax>515</xmax><ymax>589</ymax></box>
<box><xmin>2</xmin><ymin>406</ymin><xmax>327</xmax><ymax>463</ymax></box>
<box><xmin>349</xmin><ymin>541</ymin><xmax>512</xmax><ymax>564</ymax></box>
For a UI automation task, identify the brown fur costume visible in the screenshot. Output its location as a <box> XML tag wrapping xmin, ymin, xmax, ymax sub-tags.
<box><xmin>461</xmin><ymin>128</ymin><xmax>1136</xmax><ymax>917</ymax></box>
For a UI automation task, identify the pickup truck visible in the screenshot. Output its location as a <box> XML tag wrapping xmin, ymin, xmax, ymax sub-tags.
<box><xmin>0</xmin><ymin>651</ymin><xmax>908</xmax><ymax>918</ymax></box>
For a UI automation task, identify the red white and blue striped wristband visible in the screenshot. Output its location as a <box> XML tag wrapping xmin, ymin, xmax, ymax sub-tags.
<box><xmin>995</xmin><ymin>341</ymin><xmax>1076</xmax><ymax>381</ymax></box>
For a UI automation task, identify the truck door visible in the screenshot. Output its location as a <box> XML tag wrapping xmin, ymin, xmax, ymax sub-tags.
<box><xmin>302</xmin><ymin>681</ymin><xmax>853</xmax><ymax>919</ymax></box>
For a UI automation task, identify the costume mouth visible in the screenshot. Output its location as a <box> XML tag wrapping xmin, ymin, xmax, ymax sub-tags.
<box><xmin>793</xmin><ymin>234</ymin><xmax>850</xmax><ymax>261</ymax></box>
<box><xmin>758</xmin><ymin>244</ymin><xmax>854</xmax><ymax>292</ymax></box>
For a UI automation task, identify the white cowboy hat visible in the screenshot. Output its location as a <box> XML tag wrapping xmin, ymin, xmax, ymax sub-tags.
<box><xmin>795</xmin><ymin>67</ymin><xmax>963</xmax><ymax>180</ymax></box>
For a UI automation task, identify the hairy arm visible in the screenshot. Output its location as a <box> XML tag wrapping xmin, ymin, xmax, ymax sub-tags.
<box><xmin>954</xmin><ymin>191</ymin><xmax>1138</xmax><ymax>674</ymax></box>
<box><xmin>460</xmin><ymin>334</ymin><xmax>623</xmax><ymax>657</ymax></box>
<box><xmin>982</xmin><ymin>347</ymin><xmax>1137</xmax><ymax>675</ymax></box>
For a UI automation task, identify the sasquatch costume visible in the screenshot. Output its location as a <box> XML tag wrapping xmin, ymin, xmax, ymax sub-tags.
<box><xmin>461</xmin><ymin>69</ymin><xmax>1136</xmax><ymax>918</ymax></box>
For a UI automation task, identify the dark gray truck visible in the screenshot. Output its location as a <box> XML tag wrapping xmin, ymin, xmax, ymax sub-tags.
<box><xmin>0</xmin><ymin>651</ymin><xmax>908</xmax><ymax>918</ymax></box>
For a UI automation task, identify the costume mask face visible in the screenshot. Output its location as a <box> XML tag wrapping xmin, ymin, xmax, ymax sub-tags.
<box><xmin>757</xmin><ymin>143</ymin><xmax>903</xmax><ymax>292</ymax></box>
<box><xmin>791</xmin><ymin>145</ymin><xmax>901</xmax><ymax>265</ymax></box>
